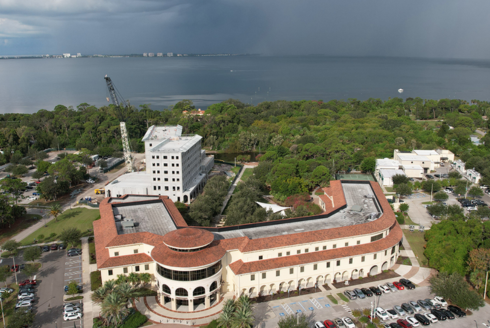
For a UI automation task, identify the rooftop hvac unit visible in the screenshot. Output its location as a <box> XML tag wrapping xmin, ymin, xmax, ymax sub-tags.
<box><xmin>115</xmin><ymin>214</ymin><xmax>123</xmax><ymax>220</ymax></box>
<box><xmin>121</xmin><ymin>221</ymin><xmax>135</xmax><ymax>229</ymax></box>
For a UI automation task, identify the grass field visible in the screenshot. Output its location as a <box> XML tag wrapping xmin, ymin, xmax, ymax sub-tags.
<box><xmin>231</xmin><ymin>166</ymin><xmax>241</xmax><ymax>175</ymax></box>
<box><xmin>403</xmin><ymin>230</ymin><xmax>429</xmax><ymax>267</ymax></box>
<box><xmin>20</xmin><ymin>208</ymin><xmax>99</xmax><ymax>246</ymax></box>
<box><xmin>0</xmin><ymin>214</ymin><xmax>41</xmax><ymax>245</ymax></box>
<box><xmin>240</xmin><ymin>168</ymin><xmax>254</xmax><ymax>182</ymax></box>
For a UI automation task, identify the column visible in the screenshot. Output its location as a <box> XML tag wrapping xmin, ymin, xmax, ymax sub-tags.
<box><xmin>205</xmin><ymin>295</ymin><xmax>210</xmax><ymax>308</ymax></box>
<box><xmin>171</xmin><ymin>298</ymin><xmax>177</xmax><ymax>311</ymax></box>
<box><xmin>189</xmin><ymin>299</ymin><xmax>194</xmax><ymax>312</ymax></box>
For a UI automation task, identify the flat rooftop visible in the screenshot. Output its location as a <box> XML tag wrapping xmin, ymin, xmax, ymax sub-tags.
<box><xmin>108</xmin><ymin>195</ymin><xmax>160</xmax><ymax>203</ymax></box>
<box><xmin>396</xmin><ymin>154</ymin><xmax>431</xmax><ymax>162</ymax></box>
<box><xmin>112</xmin><ymin>201</ymin><xmax>177</xmax><ymax>236</ymax></box>
<box><xmin>151</xmin><ymin>135</ymin><xmax>202</xmax><ymax>153</ymax></box>
<box><xmin>142</xmin><ymin>125</ymin><xmax>182</xmax><ymax>141</ymax></box>
<box><xmin>213</xmin><ymin>183</ymin><xmax>381</xmax><ymax>240</ymax></box>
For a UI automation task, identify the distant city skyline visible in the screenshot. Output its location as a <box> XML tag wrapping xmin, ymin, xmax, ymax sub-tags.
<box><xmin>1</xmin><ymin>1</ymin><xmax>490</xmax><ymax>59</ymax></box>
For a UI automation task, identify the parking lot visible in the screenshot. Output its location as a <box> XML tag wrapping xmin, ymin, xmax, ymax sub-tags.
<box><xmin>258</xmin><ymin>284</ymin><xmax>490</xmax><ymax>328</ymax></box>
<box><xmin>62</xmin><ymin>252</ymin><xmax>83</xmax><ymax>328</ymax></box>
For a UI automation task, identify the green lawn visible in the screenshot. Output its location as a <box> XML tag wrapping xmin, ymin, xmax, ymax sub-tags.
<box><xmin>327</xmin><ymin>294</ymin><xmax>338</xmax><ymax>304</ymax></box>
<box><xmin>89</xmin><ymin>241</ymin><xmax>96</xmax><ymax>264</ymax></box>
<box><xmin>337</xmin><ymin>292</ymin><xmax>349</xmax><ymax>302</ymax></box>
<box><xmin>0</xmin><ymin>214</ymin><xmax>41</xmax><ymax>245</ymax></box>
<box><xmin>20</xmin><ymin>208</ymin><xmax>99</xmax><ymax>246</ymax></box>
<box><xmin>404</xmin><ymin>214</ymin><xmax>417</xmax><ymax>226</ymax></box>
<box><xmin>385</xmin><ymin>187</ymin><xmax>394</xmax><ymax>192</ymax></box>
<box><xmin>403</xmin><ymin>230</ymin><xmax>429</xmax><ymax>267</ymax></box>
<box><xmin>231</xmin><ymin>166</ymin><xmax>241</xmax><ymax>175</ymax></box>
<box><xmin>240</xmin><ymin>168</ymin><xmax>254</xmax><ymax>182</ymax></box>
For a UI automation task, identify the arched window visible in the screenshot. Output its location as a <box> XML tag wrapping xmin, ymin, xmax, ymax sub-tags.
<box><xmin>193</xmin><ymin>287</ymin><xmax>205</xmax><ymax>296</ymax></box>
<box><xmin>210</xmin><ymin>281</ymin><xmax>218</xmax><ymax>292</ymax></box>
<box><xmin>162</xmin><ymin>284</ymin><xmax>171</xmax><ymax>295</ymax></box>
<box><xmin>175</xmin><ymin>288</ymin><xmax>188</xmax><ymax>297</ymax></box>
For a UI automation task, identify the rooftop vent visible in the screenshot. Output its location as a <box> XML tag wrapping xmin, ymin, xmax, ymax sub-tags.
<box><xmin>121</xmin><ymin>221</ymin><xmax>135</xmax><ymax>229</ymax></box>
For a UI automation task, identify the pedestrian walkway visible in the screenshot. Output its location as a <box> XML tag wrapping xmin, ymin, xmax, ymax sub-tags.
<box><xmin>80</xmin><ymin>237</ymin><xmax>96</xmax><ymax>328</ymax></box>
<box><xmin>219</xmin><ymin>165</ymin><xmax>253</xmax><ymax>216</ymax></box>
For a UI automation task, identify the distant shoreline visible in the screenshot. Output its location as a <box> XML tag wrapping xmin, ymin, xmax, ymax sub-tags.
<box><xmin>0</xmin><ymin>53</ymin><xmax>257</xmax><ymax>60</ymax></box>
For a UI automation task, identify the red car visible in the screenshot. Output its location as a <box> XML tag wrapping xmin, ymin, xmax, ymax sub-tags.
<box><xmin>397</xmin><ymin>319</ymin><xmax>413</xmax><ymax>328</ymax></box>
<box><xmin>10</xmin><ymin>265</ymin><xmax>19</xmax><ymax>272</ymax></box>
<box><xmin>323</xmin><ymin>320</ymin><xmax>336</xmax><ymax>328</ymax></box>
<box><xmin>18</xmin><ymin>279</ymin><xmax>36</xmax><ymax>286</ymax></box>
<box><xmin>393</xmin><ymin>281</ymin><xmax>405</xmax><ymax>290</ymax></box>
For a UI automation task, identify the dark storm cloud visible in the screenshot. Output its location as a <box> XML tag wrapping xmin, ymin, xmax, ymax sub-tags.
<box><xmin>1</xmin><ymin>0</ymin><xmax>489</xmax><ymax>59</ymax></box>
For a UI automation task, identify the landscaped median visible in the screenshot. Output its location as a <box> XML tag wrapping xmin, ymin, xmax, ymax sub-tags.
<box><xmin>20</xmin><ymin>208</ymin><xmax>100</xmax><ymax>246</ymax></box>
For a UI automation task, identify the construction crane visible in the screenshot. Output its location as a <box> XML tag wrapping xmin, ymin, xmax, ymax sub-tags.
<box><xmin>104</xmin><ymin>75</ymin><xmax>134</xmax><ymax>173</ymax></box>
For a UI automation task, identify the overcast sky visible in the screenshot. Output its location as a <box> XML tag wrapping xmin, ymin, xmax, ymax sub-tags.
<box><xmin>0</xmin><ymin>0</ymin><xmax>489</xmax><ymax>59</ymax></box>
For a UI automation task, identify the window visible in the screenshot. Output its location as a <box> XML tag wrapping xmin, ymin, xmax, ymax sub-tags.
<box><xmin>164</xmin><ymin>171</ymin><xmax>168</xmax><ymax>174</ymax></box>
<box><xmin>313</xmin><ymin>264</ymin><xmax>318</xmax><ymax>270</ymax></box>
<box><xmin>297</xmin><ymin>250</ymin><xmax>301</xmax><ymax>254</ymax></box>
<box><xmin>290</xmin><ymin>268</ymin><xmax>294</xmax><ymax>274</ymax></box>
<box><xmin>326</xmin><ymin>262</ymin><xmax>330</xmax><ymax>268</ymax></box>
<box><xmin>251</xmin><ymin>274</ymin><xmax>255</xmax><ymax>281</ymax></box>
<box><xmin>153</xmin><ymin>170</ymin><xmax>155</xmax><ymax>174</ymax></box>
<box><xmin>177</xmin><ymin>187</ymin><xmax>180</xmax><ymax>191</ymax></box>
<box><xmin>164</xmin><ymin>163</ymin><xmax>168</xmax><ymax>167</ymax></box>
<box><xmin>336</xmin><ymin>260</ymin><xmax>340</xmax><ymax>266</ymax></box>
<box><xmin>165</xmin><ymin>186</ymin><xmax>169</xmax><ymax>191</ymax></box>
<box><xmin>108</xmin><ymin>270</ymin><xmax>113</xmax><ymax>276</ymax></box>
<box><xmin>114</xmin><ymin>252</ymin><xmax>119</xmax><ymax>256</ymax></box>
<box><xmin>172</xmin><ymin>163</ymin><xmax>175</xmax><ymax>167</ymax></box>
<box><xmin>286</xmin><ymin>251</ymin><xmax>290</xmax><ymax>256</ymax></box>
<box><xmin>157</xmin><ymin>156</ymin><xmax>159</xmax><ymax>159</ymax></box>
<box><xmin>164</xmin><ymin>156</ymin><xmax>167</xmax><ymax>159</ymax></box>
<box><xmin>315</xmin><ymin>247</ymin><xmax>319</xmax><ymax>251</ymax></box>
<box><xmin>149</xmin><ymin>143</ymin><xmax>152</xmax><ymax>147</ymax></box>
<box><xmin>305</xmin><ymin>248</ymin><xmax>309</xmax><ymax>253</ymax></box>
<box><xmin>176</xmin><ymin>164</ymin><xmax>179</xmax><ymax>167</ymax></box>
<box><xmin>278</xmin><ymin>253</ymin><xmax>282</xmax><ymax>257</ymax></box>
<box><xmin>145</xmin><ymin>264</ymin><xmax>149</xmax><ymax>270</ymax></box>
<box><xmin>153</xmin><ymin>178</ymin><xmax>156</xmax><ymax>181</ymax></box>
<box><xmin>300</xmin><ymin>266</ymin><xmax>304</xmax><ymax>273</ymax></box>
<box><xmin>158</xmin><ymin>178</ymin><xmax>160</xmax><ymax>181</ymax></box>
<box><xmin>158</xmin><ymin>186</ymin><xmax>161</xmax><ymax>190</ymax></box>
<box><xmin>177</xmin><ymin>171</ymin><xmax>179</xmax><ymax>174</ymax></box>
<box><xmin>172</xmin><ymin>171</ymin><xmax>175</xmax><ymax>174</ymax></box>
<box><xmin>361</xmin><ymin>256</ymin><xmax>365</xmax><ymax>262</ymax></box>
<box><xmin>374</xmin><ymin>254</ymin><xmax>377</xmax><ymax>260</ymax></box>
<box><xmin>349</xmin><ymin>258</ymin><xmax>353</xmax><ymax>264</ymax></box>
<box><xmin>176</xmin><ymin>156</ymin><xmax>179</xmax><ymax>159</ymax></box>
<box><xmin>173</xmin><ymin>187</ymin><xmax>175</xmax><ymax>191</ymax></box>
<box><xmin>333</xmin><ymin>244</ymin><xmax>337</xmax><ymax>249</ymax></box>
<box><xmin>152</xmin><ymin>156</ymin><xmax>155</xmax><ymax>159</ymax></box>
<box><xmin>385</xmin><ymin>250</ymin><xmax>387</xmax><ymax>256</ymax></box>
<box><xmin>262</xmin><ymin>273</ymin><xmax>266</xmax><ymax>279</ymax></box>
<box><xmin>276</xmin><ymin>270</ymin><xmax>280</xmax><ymax>277</ymax></box>
<box><xmin>345</xmin><ymin>242</ymin><xmax>349</xmax><ymax>247</ymax></box>
<box><xmin>357</xmin><ymin>240</ymin><xmax>360</xmax><ymax>245</ymax></box>
<box><xmin>371</xmin><ymin>233</ymin><xmax>383</xmax><ymax>242</ymax></box>
<box><xmin>323</xmin><ymin>246</ymin><xmax>327</xmax><ymax>250</ymax></box>
<box><xmin>135</xmin><ymin>266</ymin><xmax>140</xmax><ymax>272</ymax></box>
<box><xmin>172</xmin><ymin>156</ymin><xmax>174</xmax><ymax>159</ymax></box>
<box><xmin>134</xmin><ymin>249</ymin><xmax>138</xmax><ymax>254</ymax></box>
<box><xmin>123</xmin><ymin>267</ymin><xmax>128</xmax><ymax>273</ymax></box>
<box><xmin>153</xmin><ymin>186</ymin><xmax>156</xmax><ymax>190</ymax></box>
<box><xmin>165</xmin><ymin>178</ymin><xmax>168</xmax><ymax>182</ymax></box>
<box><xmin>152</xmin><ymin>163</ymin><xmax>155</xmax><ymax>166</ymax></box>
<box><xmin>391</xmin><ymin>246</ymin><xmax>396</xmax><ymax>254</ymax></box>
<box><xmin>259</xmin><ymin>256</ymin><xmax>263</xmax><ymax>260</ymax></box>
<box><xmin>157</xmin><ymin>170</ymin><xmax>160</xmax><ymax>174</ymax></box>
<box><xmin>157</xmin><ymin>163</ymin><xmax>160</xmax><ymax>166</ymax></box>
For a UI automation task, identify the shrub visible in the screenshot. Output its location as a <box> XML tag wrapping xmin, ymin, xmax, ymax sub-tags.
<box><xmin>395</xmin><ymin>212</ymin><xmax>405</xmax><ymax>224</ymax></box>
<box><xmin>49</xmin><ymin>233</ymin><xmax>56</xmax><ymax>238</ymax></box>
<box><xmin>121</xmin><ymin>311</ymin><xmax>148</xmax><ymax>328</ymax></box>
<box><xmin>205</xmin><ymin>320</ymin><xmax>218</xmax><ymax>328</ymax></box>
<box><xmin>1</xmin><ymin>252</ymin><xmax>11</xmax><ymax>258</ymax></box>
<box><xmin>91</xmin><ymin>271</ymin><xmax>102</xmax><ymax>291</ymax></box>
<box><xmin>37</xmin><ymin>234</ymin><xmax>45</xmax><ymax>240</ymax></box>
<box><xmin>65</xmin><ymin>296</ymin><xmax>83</xmax><ymax>301</ymax></box>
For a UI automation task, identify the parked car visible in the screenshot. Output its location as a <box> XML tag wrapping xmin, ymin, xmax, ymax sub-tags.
<box><xmin>15</xmin><ymin>299</ymin><xmax>35</xmax><ymax>309</ymax></box>
<box><xmin>32</xmin><ymin>192</ymin><xmax>40</xmax><ymax>196</ymax></box>
<box><xmin>401</xmin><ymin>303</ymin><xmax>414</xmax><ymax>315</ymax></box>
<box><xmin>353</xmin><ymin>288</ymin><xmax>365</xmax><ymax>299</ymax></box>
<box><xmin>64</xmin><ymin>312</ymin><xmax>82</xmax><ymax>321</ymax></box>
<box><xmin>378</xmin><ymin>284</ymin><xmax>390</xmax><ymax>293</ymax></box>
<box><xmin>59</xmin><ymin>244</ymin><xmax>66</xmax><ymax>250</ymax></box>
<box><xmin>430</xmin><ymin>309</ymin><xmax>447</xmax><ymax>321</ymax></box>
<box><xmin>447</xmin><ymin>305</ymin><xmax>466</xmax><ymax>317</ymax></box>
<box><xmin>416</xmin><ymin>300</ymin><xmax>430</xmax><ymax>311</ymax></box>
<box><xmin>406</xmin><ymin>317</ymin><xmax>419</xmax><ymax>327</ymax></box>
<box><xmin>19</xmin><ymin>287</ymin><xmax>35</xmax><ymax>293</ymax></box>
<box><xmin>64</xmin><ymin>285</ymin><xmax>82</xmax><ymax>292</ymax></box>
<box><xmin>50</xmin><ymin>244</ymin><xmax>58</xmax><ymax>250</ymax></box>
<box><xmin>375</xmin><ymin>307</ymin><xmax>390</xmax><ymax>321</ymax></box>
<box><xmin>333</xmin><ymin>318</ymin><xmax>345</xmax><ymax>327</ymax></box>
<box><xmin>433</xmin><ymin>296</ymin><xmax>447</xmax><ymax>307</ymax></box>
<box><xmin>64</xmin><ymin>308</ymin><xmax>82</xmax><ymax>315</ymax></box>
<box><xmin>343</xmin><ymin>290</ymin><xmax>357</xmax><ymax>300</ymax></box>
<box><xmin>396</xmin><ymin>319</ymin><xmax>413</xmax><ymax>328</ymax></box>
<box><xmin>342</xmin><ymin>317</ymin><xmax>355</xmax><ymax>328</ymax></box>
<box><xmin>386</xmin><ymin>282</ymin><xmax>397</xmax><ymax>292</ymax></box>
<box><xmin>434</xmin><ymin>174</ymin><xmax>441</xmax><ymax>178</ymax></box>
<box><xmin>425</xmin><ymin>174</ymin><xmax>434</xmax><ymax>179</ymax></box>
<box><xmin>387</xmin><ymin>309</ymin><xmax>399</xmax><ymax>319</ymax></box>
<box><xmin>440</xmin><ymin>309</ymin><xmax>454</xmax><ymax>320</ymax></box>
<box><xmin>399</xmin><ymin>279</ymin><xmax>415</xmax><ymax>290</ymax></box>
<box><xmin>64</xmin><ymin>303</ymin><xmax>82</xmax><ymax>310</ymax></box>
<box><xmin>423</xmin><ymin>312</ymin><xmax>438</xmax><ymax>323</ymax></box>
<box><xmin>413</xmin><ymin>314</ymin><xmax>430</xmax><ymax>326</ymax></box>
<box><xmin>11</xmin><ymin>265</ymin><xmax>19</xmax><ymax>272</ymax></box>
<box><xmin>369</xmin><ymin>286</ymin><xmax>382</xmax><ymax>295</ymax></box>
<box><xmin>18</xmin><ymin>278</ymin><xmax>36</xmax><ymax>286</ymax></box>
<box><xmin>393</xmin><ymin>305</ymin><xmax>406</xmax><ymax>316</ymax></box>
<box><xmin>323</xmin><ymin>320</ymin><xmax>336</xmax><ymax>328</ymax></box>
<box><xmin>17</xmin><ymin>292</ymin><xmax>35</xmax><ymax>300</ymax></box>
<box><xmin>409</xmin><ymin>301</ymin><xmax>422</xmax><ymax>312</ymax></box>
<box><xmin>424</xmin><ymin>298</ymin><xmax>440</xmax><ymax>310</ymax></box>
<box><xmin>67</xmin><ymin>250</ymin><xmax>81</xmax><ymax>257</ymax></box>
<box><xmin>389</xmin><ymin>323</ymin><xmax>403</xmax><ymax>328</ymax></box>
<box><xmin>361</xmin><ymin>288</ymin><xmax>373</xmax><ymax>297</ymax></box>
<box><xmin>42</xmin><ymin>246</ymin><xmax>50</xmax><ymax>252</ymax></box>
<box><xmin>19</xmin><ymin>264</ymin><xmax>25</xmax><ymax>271</ymax></box>
<box><xmin>393</xmin><ymin>281</ymin><xmax>405</xmax><ymax>290</ymax></box>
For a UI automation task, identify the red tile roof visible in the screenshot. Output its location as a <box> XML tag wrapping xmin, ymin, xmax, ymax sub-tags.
<box><xmin>162</xmin><ymin>228</ymin><xmax>214</xmax><ymax>249</ymax></box>
<box><xmin>318</xmin><ymin>181</ymin><xmax>347</xmax><ymax>213</ymax></box>
<box><xmin>151</xmin><ymin>240</ymin><xmax>226</xmax><ymax>268</ymax></box>
<box><xmin>229</xmin><ymin>223</ymin><xmax>403</xmax><ymax>275</ymax></box>
<box><xmin>100</xmin><ymin>253</ymin><xmax>154</xmax><ymax>269</ymax></box>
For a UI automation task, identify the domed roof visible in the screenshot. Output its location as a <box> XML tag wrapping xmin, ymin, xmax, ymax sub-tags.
<box><xmin>162</xmin><ymin>228</ymin><xmax>214</xmax><ymax>249</ymax></box>
<box><xmin>152</xmin><ymin>240</ymin><xmax>226</xmax><ymax>268</ymax></box>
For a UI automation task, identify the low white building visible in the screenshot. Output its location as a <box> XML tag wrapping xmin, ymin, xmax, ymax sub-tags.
<box><xmin>401</xmin><ymin>165</ymin><xmax>424</xmax><ymax>179</ymax></box>
<box><xmin>394</xmin><ymin>151</ymin><xmax>434</xmax><ymax>173</ymax></box>
<box><xmin>105</xmin><ymin>125</ymin><xmax>214</xmax><ymax>204</ymax></box>
<box><xmin>378</xmin><ymin>169</ymin><xmax>406</xmax><ymax>187</ymax></box>
<box><xmin>466</xmin><ymin>169</ymin><xmax>481</xmax><ymax>184</ymax></box>
<box><xmin>454</xmin><ymin>159</ymin><xmax>466</xmax><ymax>175</ymax></box>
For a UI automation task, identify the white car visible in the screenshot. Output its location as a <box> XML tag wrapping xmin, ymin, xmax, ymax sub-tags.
<box><xmin>314</xmin><ymin>322</ymin><xmax>326</xmax><ymax>328</ymax></box>
<box><xmin>409</xmin><ymin>301</ymin><xmax>422</xmax><ymax>312</ymax></box>
<box><xmin>386</xmin><ymin>309</ymin><xmax>399</xmax><ymax>319</ymax></box>
<box><xmin>378</xmin><ymin>284</ymin><xmax>390</xmax><ymax>293</ymax></box>
<box><xmin>342</xmin><ymin>317</ymin><xmax>355</xmax><ymax>328</ymax></box>
<box><xmin>64</xmin><ymin>312</ymin><xmax>82</xmax><ymax>321</ymax></box>
<box><xmin>393</xmin><ymin>305</ymin><xmax>406</xmax><ymax>316</ymax></box>
<box><xmin>86</xmin><ymin>179</ymin><xmax>94</xmax><ymax>184</ymax></box>
<box><xmin>375</xmin><ymin>307</ymin><xmax>390</xmax><ymax>321</ymax></box>
<box><xmin>433</xmin><ymin>296</ymin><xmax>448</xmax><ymax>307</ymax></box>
<box><xmin>28</xmin><ymin>196</ymin><xmax>38</xmax><ymax>200</ymax></box>
<box><xmin>386</xmin><ymin>282</ymin><xmax>397</xmax><ymax>292</ymax></box>
<box><xmin>64</xmin><ymin>308</ymin><xmax>81</xmax><ymax>315</ymax></box>
<box><xmin>18</xmin><ymin>292</ymin><xmax>35</xmax><ymax>300</ymax></box>
<box><xmin>406</xmin><ymin>316</ymin><xmax>420</xmax><ymax>327</ymax></box>
<box><xmin>424</xmin><ymin>312</ymin><xmax>438</xmax><ymax>323</ymax></box>
<box><xmin>15</xmin><ymin>300</ymin><xmax>34</xmax><ymax>308</ymax></box>
<box><xmin>64</xmin><ymin>303</ymin><xmax>82</xmax><ymax>310</ymax></box>
<box><xmin>0</xmin><ymin>288</ymin><xmax>13</xmax><ymax>294</ymax></box>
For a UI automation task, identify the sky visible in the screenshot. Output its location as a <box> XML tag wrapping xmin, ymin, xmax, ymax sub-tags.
<box><xmin>0</xmin><ymin>0</ymin><xmax>489</xmax><ymax>59</ymax></box>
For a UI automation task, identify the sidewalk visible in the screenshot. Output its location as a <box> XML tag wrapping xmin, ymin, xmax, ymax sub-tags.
<box><xmin>81</xmin><ymin>237</ymin><xmax>95</xmax><ymax>328</ymax></box>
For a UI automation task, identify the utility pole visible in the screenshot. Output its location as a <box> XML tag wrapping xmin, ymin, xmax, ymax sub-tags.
<box><xmin>484</xmin><ymin>270</ymin><xmax>489</xmax><ymax>299</ymax></box>
<box><xmin>0</xmin><ymin>297</ymin><xmax>5</xmax><ymax>327</ymax></box>
<box><xmin>12</xmin><ymin>256</ymin><xmax>17</xmax><ymax>284</ymax></box>
<box><xmin>430</xmin><ymin>183</ymin><xmax>433</xmax><ymax>202</ymax></box>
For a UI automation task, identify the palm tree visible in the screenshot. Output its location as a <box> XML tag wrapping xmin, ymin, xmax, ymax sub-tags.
<box><xmin>115</xmin><ymin>282</ymin><xmax>135</xmax><ymax>304</ymax></box>
<box><xmin>139</xmin><ymin>273</ymin><xmax>151</xmax><ymax>287</ymax></box>
<box><xmin>115</xmin><ymin>274</ymin><xmax>128</xmax><ymax>285</ymax></box>
<box><xmin>217</xmin><ymin>300</ymin><xmax>235</xmax><ymax>328</ymax></box>
<box><xmin>49</xmin><ymin>203</ymin><xmax>63</xmax><ymax>221</ymax></box>
<box><xmin>91</xmin><ymin>286</ymin><xmax>107</xmax><ymax>304</ymax></box>
<box><xmin>236</xmin><ymin>295</ymin><xmax>252</xmax><ymax>310</ymax></box>
<box><xmin>101</xmin><ymin>292</ymin><xmax>129</xmax><ymax>326</ymax></box>
<box><xmin>103</xmin><ymin>280</ymin><xmax>116</xmax><ymax>293</ymax></box>
<box><xmin>127</xmin><ymin>272</ymin><xmax>140</xmax><ymax>286</ymax></box>
<box><xmin>231</xmin><ymin>305</ymin><xmax>255</xmax><ymax>328</ymax></box>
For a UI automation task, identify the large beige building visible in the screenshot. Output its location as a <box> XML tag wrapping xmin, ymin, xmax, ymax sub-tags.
<box><xmin>94</xmin><ymin>180</ymin><xmax>402</xmax><ymax>312</ymax></box>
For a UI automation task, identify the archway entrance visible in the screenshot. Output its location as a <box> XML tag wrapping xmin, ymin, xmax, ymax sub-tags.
<box><xmin>369</xmin><ymin>265</ymin><xmax>378</xmax><ymax>276</ymax></box>
<box><xmin>382</xmin><ymin>261</ymin><xmax>388</xmax><ymax>271</ymax></box>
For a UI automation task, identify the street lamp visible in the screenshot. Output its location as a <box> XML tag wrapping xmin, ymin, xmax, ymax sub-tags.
<box><xmin>0</xmin><ymin>296</ymin><xmax>5</xmax><ymax>327</ymax></box>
